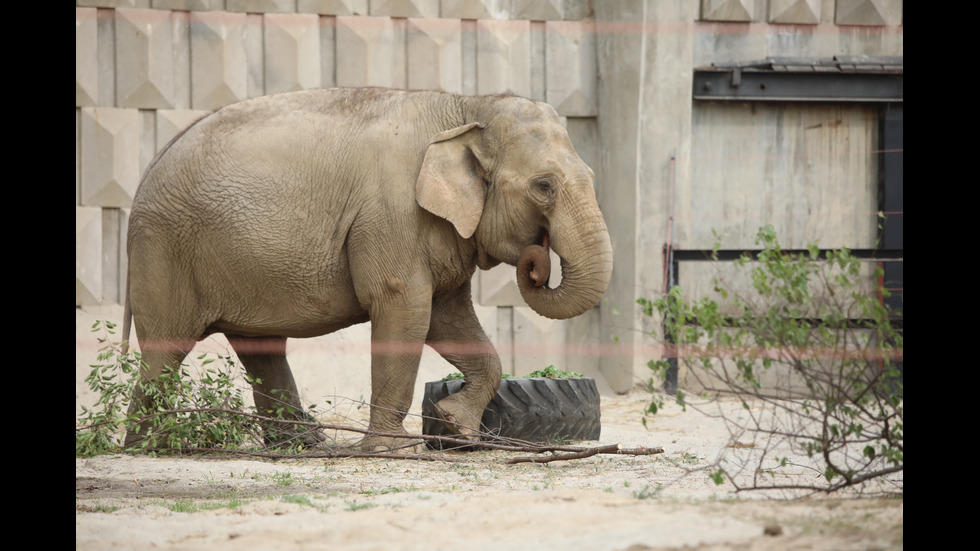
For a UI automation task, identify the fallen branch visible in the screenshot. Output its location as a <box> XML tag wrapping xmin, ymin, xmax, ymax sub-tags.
<box><xmin>160</xmin><ymin>441</ymin><xmax>665</xmax><ymax>464</ymax></box>
<box><xmin>96</xmin><ymin>406</ymin><xmax>666</xmax><ymax>464</ymax></box>
<box><xmin>504</xmin><ymin>444</ymin><xmax>664</xmax><ymax>464</ymax></box>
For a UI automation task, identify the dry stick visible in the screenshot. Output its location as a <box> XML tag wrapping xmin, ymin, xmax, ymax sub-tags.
<box><xmin>505</xmin><ymin>445</ymin><xmax>665</xmax><ymax>464</ymax></box>
<box><xmin>174</xmin><ymin>443</ymin><xmax>665</xmax><ymax>464</ymax></box>
<box><xmin>130</xmin><ymin>407</ymin><xmax>665</xmax><ymax>464</ymax></box>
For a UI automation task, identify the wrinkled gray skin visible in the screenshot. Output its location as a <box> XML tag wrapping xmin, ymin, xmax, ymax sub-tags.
<box><xmin>123</xmin><ymin>88</ymin><xmax>613</xmax><ymax>451</ymax></box>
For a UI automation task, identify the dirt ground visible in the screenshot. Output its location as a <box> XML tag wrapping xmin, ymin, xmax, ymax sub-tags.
<box><xmin>75</xmin><ymin>392</ymin><xmax>902</xmax><ymax>551</ymax></box>
<box><xmin>75</xmin><ymin>307</ymin><xmax>902</xmax><ymax>550</ymax></box>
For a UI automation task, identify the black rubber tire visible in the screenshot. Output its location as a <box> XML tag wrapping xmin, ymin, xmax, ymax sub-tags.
<box><xmin>422</xmin><ymin>378</ymin><xmax>601</xmax><ymax>448</ymax></box>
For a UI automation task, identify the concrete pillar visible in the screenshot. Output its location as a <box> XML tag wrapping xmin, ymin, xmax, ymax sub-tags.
<box><xmin>594</xmin><ymin>1</ymin><xmax>696</xmax><ymax>393</ymax></box>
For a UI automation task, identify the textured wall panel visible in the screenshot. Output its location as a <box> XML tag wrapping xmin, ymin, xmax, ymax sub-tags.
<box><xmin>172</xmin><ymin>10</ymin><xmax>193</xmax><ymax>109</ymax></box>
<box><xmin>153</xmin><ymin>1</ymin><xmax>225</xmax><ymax>10</ymax></box>
<box><xmin>76</xmin><ymin>0</ymin><xmax>137</xmax><ymax>6</ymax></box>
<box><xmin>476</xmin><ymin>264</ymin><xmax>524</xmax><ymax>307</ymax></box>
<box><xmin>319</xmin><ymin>15</ymin><xmax>337</xmax><ymax>88</ymax></box>
<box><xmin>407</xmin><ymin>18</ymin><xmax>462</xmax><ymax>93</ymax></box>
<box><xmin>227</xmin><ymin>0</ymin><xmax>295</xmax><ymax>13</ymax></box>
<box><xmin>545</xmin><ymin>21</ymin><xmax>596</xmax><ymax>116</ymax></box>
<box><xmin>79</xmin><ymin>108</ymin><xmax>140</xmax><ymax>208</ymax></box>
<box><xmin>76</xmin><ymin>207</ymin><xmax>102</xmax><ymax>306</ymax></box>
<box><xmin>156</xmin><ymin>109</ymin><xmax>211</xmax><ymax>154</ymax></box>
<box><xmin>564</xmin><ymin>117</ymin><xmax>599</xmax><ymax>183</ymax></box>
<box><xmin>562</xmin><ymin>308</ymin><xmax>601</xmax><ymax>379</ymax></box>
<box><xmin>530</xmin><ymin>20</ymin><xmax>546</xmax><ymax>101</ymax></box>
<box><xmin>512</xmin><ymin>307</ymin><xmax>567</xmax><ymax>376</ymax></box>
<box><xmin>440</xmin><ymin>0</ymin><xmax>504</xmax><ymax>20</ymax></box>
<box><xmin>768</xmin><ymin>0</ymin><xmax>820</xmax><ymax>24</ymax></box>
<box><xmin>245</xmin><ymin>13</ymin><xmax>265</xmax><ymax>98</ymax></box>
<box><xmin>190</xmin><ymin>11</ymin><xmax>248</xmax><ymax>110</ymax></box>
<box><xmin>370</xmin><ymin>0</ymin><xmax>439</xmax><ymax>18</ymax></box>
<box><xmin>115</xmin><ymin>8</ymin><xmax>176</xmax><ymax>109</ymax></box>
<box><xmin>476</xmin><ymin>20</ymin><xmax>531</xmax><ymax>97</ymax></box>
<box><xmin>561</xmin><ymin>0</ymin><xmax>591</xmax><ymax>20</ymax></box>
<box><xmin>298</xmin><ymin>0</ymin><xmax>369</xmax><ymax>15</ymax></box>
<box><xmin>95</xmin><ymin>7</ymin><xmax>117</xmax><ymax>107</ymax></box>
<box><xmin>461</xmin><ymin>19</ymin><xmax>477</xmax><ymax>94</ymax></box>
<box><xmin>101</xmin><ymin>208</ymin><xmax>128</xmax><ymax>304</ymax></box>
<box><xmin>264</xmin><ymin>13</ymin><xmax>322</xmax><ymax>94</ymax></box>
<box><xmin>700</xmin><ymin>0</ymin><xmax>755</xmax><ymax>21</ymax></box>
<box><xmin>76</xmin><ymin>8</ymin><xmax>98</xmax><ymax>107</ymax></box>
<box><xmin>835</xmin><ymin>0</ymin><xmax>902</xmax><ymax>25</ymax></box>
<box><xmin>511</xmin><ymin>0</ymin><xmax>563</xmax><ymax>20</ymax></box>
<box><xmin>336</xmin><ymin>16</ymin><xmax>405</xmax><ymax>88</ymax></box>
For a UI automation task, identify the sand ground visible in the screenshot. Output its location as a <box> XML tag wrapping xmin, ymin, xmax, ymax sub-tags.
<box><xmin>75</xmin><ymin>306</ymin><xmax>902</xmax><ymax>550</ymax></box>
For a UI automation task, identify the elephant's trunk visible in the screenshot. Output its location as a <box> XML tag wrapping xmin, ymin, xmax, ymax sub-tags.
<box><xmin>516</xmin><ymin>204</ymin><xmax>613</xmax><ymax>320</ymax></box>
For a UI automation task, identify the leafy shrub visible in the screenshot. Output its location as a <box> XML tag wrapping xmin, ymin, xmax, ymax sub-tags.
<box><xmin>441</xmin><ymin>365</ymin><xmax>583</xmax><ymax>382</ymax></box>
<box><xmin>639</xmin><ymin>226</ymin><xmax>902</xmax><ymax>493</ymax></box>
<box><xmin>76</xmin><ymin>321</ymin><xmax>268</xmax><ymax>456</ymax></box>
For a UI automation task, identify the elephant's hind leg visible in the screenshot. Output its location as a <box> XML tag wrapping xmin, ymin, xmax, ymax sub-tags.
<box><xmin>123</xmin><ymin>336</ymin><xmax>196</xmax><ymax>449</ymax></box>
<box><xmin>228</xmin><ymin>336</ymin><xmax>325</xmax><ymax>448</ymax></box>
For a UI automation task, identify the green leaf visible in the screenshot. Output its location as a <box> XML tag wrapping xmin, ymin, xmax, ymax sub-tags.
<box><xmin>863</xmin><ymin>446</ymin><xmax>876</xmax><ymax>460</ymax></box>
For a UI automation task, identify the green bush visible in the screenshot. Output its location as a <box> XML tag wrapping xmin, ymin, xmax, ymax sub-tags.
<box><xmin>441</xmin><ymin>365</ymin><xmax>584</xmax><ymax>382</ymax></box>
<box><xmin>639</xmin><ymin>226</ymin><xmax>902</xmax><ymax>493</ymax></box>
<box><xmin>76</xmin><ymin>321</ymin><xmax>269</xmax><ymax>456</ymax></box>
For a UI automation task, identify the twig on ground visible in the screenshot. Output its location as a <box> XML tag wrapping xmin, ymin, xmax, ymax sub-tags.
<box><xmin>504</xmin><ymin>444</ymin><xmax>665</xmax><ymax>464</ymax></box>
<box><xmin>122</xmin><ymin>407</ymin><xmax>666</xmax><ymax>464</ymax></box>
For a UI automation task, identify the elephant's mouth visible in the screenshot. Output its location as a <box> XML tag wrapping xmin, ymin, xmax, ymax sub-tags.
<box><xmin>518</xmin><ymin>229</ymin><xmax>552</xmax><ymax>288</ymax></box>
<box><xmin>534</xmin><ymin>227</ymin><xmax>550</xmax><ymax>249</ymax></box>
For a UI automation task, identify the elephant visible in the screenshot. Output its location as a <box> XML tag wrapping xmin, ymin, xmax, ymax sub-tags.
<box><xmin>121</xmin><ymin>87</ymin><xmax>613</xmax><ymax>451</ymax></box>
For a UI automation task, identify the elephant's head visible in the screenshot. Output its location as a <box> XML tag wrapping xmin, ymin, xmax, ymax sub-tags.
<box><xmin>417</xmin><ymin>96</ymin><xmax>612</xmax><ymax>320</ymax></box>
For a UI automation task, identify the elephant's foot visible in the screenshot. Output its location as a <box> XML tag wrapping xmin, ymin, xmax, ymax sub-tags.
<box><xmin>433</xmin><ymin>393</ymin><xmax>484</xmax><ymax>441</ymax></box>
<box><xmin>358</xmin><ymin>431</ymin><xmax>424</xmax><ymax>454</ymax></box>
<box><xmin>262</xmin><ymin>423</ymin><xmax>326</xmax><ymax>449</ymax></box>
<box><xmin>260</xmin><ymin>409</ymin><xmax>327</xmax><ymax>449</ymax></box>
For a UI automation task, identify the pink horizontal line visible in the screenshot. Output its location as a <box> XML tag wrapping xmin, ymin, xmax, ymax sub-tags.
<box><xmin>683</xmin><ymin>148</ymin><xmax>904</xmax><ymax>164</ymax></box>
<box><xmin>77</xmin><ymin>338</ymin><xmax>903</xmax><ymax>362</ymax></box>
<box><xmin>669</xmin><ymin>211</ymin><xmax>903</xmax><ymax>222</ymax></box>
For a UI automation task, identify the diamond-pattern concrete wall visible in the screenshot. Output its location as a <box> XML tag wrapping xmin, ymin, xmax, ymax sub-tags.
<box><xmin>74</xmin><ymin>1</ymin><xmax>603</xmax><ymax>376</ymax></box>
<box><xmin>476</xmin><ymin>19</ymin><xmax>532</xmax><ymax>97</ymax></box>
<box><xmin>79</xmin><ymin>107</ymin><xmax>141</xmax><ymax>208</ymax></box>
<box><xmin>190</xmin><ymin>11</ymin><xmax>248</xmax><ymax>109</ymax></box>
<box><xmin>264</xmin><ymin>13</ymin><xmax>322</xmax><ymax>93</ymax></box>
<box><xmin>76</xmin><ymin>9</ymin><xmax>98</xmax><ymax>107</ymax></box>
<box><xmin>545</xmin><ymin>20</ymin><xmax>596</xmax><ymax>116</ymax></box>
<box><xmin>115</xmin><ymin>8</ymin><xmax>178</xmax><ymax>109</ymax></box>
<box><xmin>76</xmin><ymin>0</ymin><xmax>902</xmax><ymax>386</ymax></box>
<box><xmin>336</xmin><ymin>15</ymin><xmax>405</xmax><ymax>88</ymax></box>
<box><xmin>76</xmin><ymin>2</ymin><xmax>596</xmax><ymax>303</ymax></box>
<box><xmin>768</xmin><ymin>0</ymin><xmax>820</xmax><ymax>24</ymax></box>
<box><xmin>408</xmin><ymin>18</ymin><xmax>463</xmax><ymax>93</ymax></box>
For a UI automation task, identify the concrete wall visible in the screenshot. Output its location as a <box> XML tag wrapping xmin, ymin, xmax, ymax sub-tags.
<box><xmin>593</xmin><ymin>0</ymin><xmax>902</xmax><ymax>392</ymax></box>
<box><xmin>75</xmin><ymin>0</ymin><xmax>903</xmax><ymax>394</ymax></box>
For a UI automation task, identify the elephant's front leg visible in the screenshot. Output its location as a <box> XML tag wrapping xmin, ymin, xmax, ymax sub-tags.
<box><xmin>361</xmin><ymin>299</ymin><xmax>432</xmax><ymax>453</ymax></box>
<box><xmin>426</xmin><ymin>282</ymin><xmax>503</xmax><ymax>440</ymax></box>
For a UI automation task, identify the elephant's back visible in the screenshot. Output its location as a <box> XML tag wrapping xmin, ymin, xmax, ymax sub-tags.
<box><xmin>128</xmin><ymin>90</ymin><xmax>371</xmax><ymax>311</ymax></box>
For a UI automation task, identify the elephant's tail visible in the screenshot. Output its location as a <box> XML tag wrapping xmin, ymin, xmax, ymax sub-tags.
<box><xmin>121</xmin><ymin>269</ymin><xmax>132</xmax><ymax>355</ymax></box>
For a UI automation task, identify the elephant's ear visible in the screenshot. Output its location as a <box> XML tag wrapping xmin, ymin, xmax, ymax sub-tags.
<box><xmin>417</xmin><ymin>122</ymin><xmax>486</xmax><ymax>239</ymax></box>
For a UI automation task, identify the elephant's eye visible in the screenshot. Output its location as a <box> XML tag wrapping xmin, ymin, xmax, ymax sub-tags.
<box><xmin>534</xmin><ymin>180</ymin><xmax>552</xmax><ymax>194</ymax></box>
